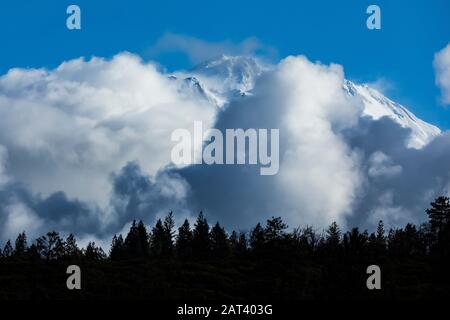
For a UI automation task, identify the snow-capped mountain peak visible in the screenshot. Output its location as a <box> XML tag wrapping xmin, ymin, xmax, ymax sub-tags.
<box><xmin>343</xmin><ymin>80</ymin><xmax>441</xmax><ymax>149</ymax></box>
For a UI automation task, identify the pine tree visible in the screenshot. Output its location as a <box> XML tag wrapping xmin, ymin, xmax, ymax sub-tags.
<box><xmin>51</xmin><ymin>231</ymin><xmax>65</xmax><ymax>260</ymax></box>
<box><xmin>37</xmin><ymin>231</ymin><xmax>65</xmax><ymax>260</ymax></box>
<box><xmin>192</xmin><ymin>211</ymin><xmax>210</xmax><ymax>258</ymax></box>
<box><xmin>250</xmin><ymin>223</ymin><xmax>265</xmax><ymax>253</ymax></box>
<box><xmin>3</xmin><ymin>240</ymin><xmax>13</xmax><ymax>257</ymax></box>
<box><xmin>150</xmin><ymin>219</ymin><xmax>168</xmax><ymax>256</ymax></box>
<box><xmin>124</xmin><ymin>220</ymin><xmax>143</xmax><ymax>259</ymax></box>
<box><xmin>326</xmin><ymin>222</ymin><xmax>341</xmax><ymax>247</ymax></box>
<box><xmin>65</xmin><ymin>234</ymin><xmax>80</xmax><ymax>258</ymax></box>
<box><xmin>265</xmin><ymin>217</ymin><xmax>288</xmax><ymax>242</ymax></box>
<box><xmin>85</xmin><ymin>242</ymin><xmax>106</xmax><ymax>260</ymax></box>
<box><xmin>209</xmin><ymin>222</ymin><xmax>230</xmax><ymax>259</ymax></box>
<box><xmin>374</xmin><ymin>220</ymin><xmax>387</xmax><ymax>254</ymax></box>
<box><xmin>230</xmin><ymin>231</ymin><xmax>238</xmax><ymax>249</ymax></box>
<box><xmin>299</xmin><ymin>226</ymin><xmax>320</xmax><ymax>253</ymax></box>
<box><xmin>163</xmin><ymin>212</ymin><xmax>175</xmax><ymax>254</ymax></box>
<box><xmin>236</xmin><ymin>232</ymin><xmax>248</xmax><ymax>257</ymax></box>
<box><xmin>14</xmin><ymin>232</ymin><xmax>28</xmax><ymax>256</ymax></box>
<box><xmin>137</xmin><ymin>221</ymin><xmax>150</xmax><ymax>257</ymax></box>
<box><xmin>176</xmin><ymin>219</ymin><xmax>193</xmax><ymax>258</ymax></box>
<box><xmin>110</xmin><ymin>234</ymin><xmax>125</xmax><ymax>260</ymax></box>
<box><xmin>426</xmin><ymin>196</ymin><xmax>450</xmax><ymax>234</ymax></box>
<box><xmin>376</xmin><ymin>220</ymin><xmax>386</xmax><ymax>242</ymax></box>
<box><xmin>346</xmin><ymin>228</ymin><xmax>368</xmax><ymax>256</ymax></box>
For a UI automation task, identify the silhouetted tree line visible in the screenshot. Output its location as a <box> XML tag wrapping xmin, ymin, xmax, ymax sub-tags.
<box><xmin>1</xmin><ymin>197</ymin><xmax>450</xmax><ymax>262</ymax></box>
<box><xmin>1</xmin><ymin>197</ymin><xmax>450</xmax><ymax>300</ymax></box>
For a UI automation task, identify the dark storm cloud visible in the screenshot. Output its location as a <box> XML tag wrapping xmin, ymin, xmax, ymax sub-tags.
<box><xmin>0</xmin><ymin>181</ymin><xmax>102</xmax><ymax>242</ymax></box>
<box><xmin>108</xmin><ymin>161</ymin><xmax>191</xmax><ymax>231</ymax></box>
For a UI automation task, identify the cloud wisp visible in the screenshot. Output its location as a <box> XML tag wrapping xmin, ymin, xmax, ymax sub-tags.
<box><xmin>148</xmin><ymin>32</ymin><xmax>276</xmax><ymax>65</ymax></box>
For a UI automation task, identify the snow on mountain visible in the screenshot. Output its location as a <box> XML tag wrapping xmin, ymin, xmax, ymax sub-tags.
<box><xmin>173</xmin><ymin>55</ymin><xmax>441</xmax><ymax>149</ymax></box>
<box><xmin>343</xmin><ymin>80</ymin><xmax>441</xmax><ymax>149</ymax></box>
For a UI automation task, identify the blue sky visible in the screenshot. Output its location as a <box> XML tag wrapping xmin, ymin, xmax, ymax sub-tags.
<box><xmin>0</xmin><ymin>0</ymin><xmax>449</xmax><ymax>128</ymax></box>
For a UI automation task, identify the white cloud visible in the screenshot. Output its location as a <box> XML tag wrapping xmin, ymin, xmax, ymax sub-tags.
<box><xmin>368</xmin><ymin>191</ymin><xmax>412</xmax><ymax>229</ymax></box>
<box><xmin>0</xmin><ymin>145</ymin><xmax>10</xmax><ymax>187</ymax></box>
<box><xmin>0</xmin><ymin>52</ymin><xmax>216</xmax><ymax>208</ymax></box>
<box><xmin>273</xmin><ymin>56</ymin><xmax>363</xmax><ymax>227</ymax></box>
<box><xmin>368</xmin><ymin>151</ymin><xmax>402</xmax><ymax>178</ymax></box>
<box><xmin>433</xmin><ymin>43</ymin><xmax>450</xmax><ymax>105</ymax></box>
<box><xmin>1</xmin><ymin>201</ymin><xmax>44</xmax><ymax>241</ymax></box>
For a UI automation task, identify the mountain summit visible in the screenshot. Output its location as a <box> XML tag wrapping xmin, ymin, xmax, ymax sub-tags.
<box><xmin>177</xmin><ymin>55</ymin><xmax>440</xmax><ymax>149</ymax></box>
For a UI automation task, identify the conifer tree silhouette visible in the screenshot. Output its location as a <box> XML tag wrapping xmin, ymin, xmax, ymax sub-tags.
<box><xmin>250</xmin><ymin>223</ymin><xmax>265</xmax><ymax>254</ymax></box>
<box><xmin>110</xmin><ymin>234</ymin><xmax>125</xmax><ymax>260</ymax></box>
<box><xmin>3</xmin><ymin>240</ymin><xmax>13</xmax><ymax>257</ymax></box>
<box><xmin>124</xmin><ymin>220</ymin><xmax>144</xmax><ymax>259</ymax></box>
<box><xmin>176</xmin><ymin>219</ymin><xmax>193</xmax><ymax>258</ymax></box>
<box><xmin>192</xmin><ymin>211</ymin><xmax>210</xmax><ymax>258</ymax></box>
<box><xmin>326</xmin><ymin>222</ymin><xmax>341</xmax><ymax>247</ymax></box>
<box><xmin>163</xmin><ymin>212</ymin><xmax>175</xmax><ymax>255</ymax></box>
<box><xmin>150</xmin><ymin>219</ymin><xmax>164</xmax><ymax>256</ymax></box>
<box><xmin>210</xmin><ymin>222</ymin><xmax>230</xmax><ymax>259</ymax></box>
<box><xmin>14</xmin><ymin>232</ymin><xmax>27</xmax><ymax>256</ymax></box>
<box><xmin>37</xmin><ymin>231</ymin><xmax>65</xmax><ymax>260</ymax></box>
<box><xmin>64</xmin><ymin>233</ymin><xmax>81</xmax><ymax>258</ymax></box>
<box><xmin>265</xmin><ymin>217</ymin><xmax>288</xmax><ymax>242</ymax></box>
<box><xmin>137</xmin><ymin>221</ymin><xmax>150</xmax><ymax>257</ymax></box>
<box><xmin>85</xmin><ymin>242</ymin><xmax>106</xmax><ymax>260</ymax></box>
<box><xmin>426</xmin><ymin>196</ymin><xmax>450</xmax><ymax>234</ymax></box>
<box><xmin>236</xmin><ymin>232</ymin><xmax>248</xmax><ymax>257</ymax></box>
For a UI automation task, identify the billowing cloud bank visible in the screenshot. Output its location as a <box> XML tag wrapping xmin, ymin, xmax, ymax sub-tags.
<box><xmin>1</xmin><ymin>52</ymin><xmax>449</xmax><ymax>244</ymax></box>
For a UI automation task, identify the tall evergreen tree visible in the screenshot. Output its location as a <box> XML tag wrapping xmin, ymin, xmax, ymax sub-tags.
<box><xmin>426</xmin><ymin>196</ymin><xmax>450</xmax><ymax>234</ymax></box>
<box><xmin>124</xmin><ymin>220</ymin><xmax>144</xmax><ymax>259</ymax></box>
<box><xmin>326</xmin><ymin>222</ymin><xmax>341</xmax><ymax>247</ymax></box>
<box><xmin>137</xmin><ymin>221</ymin><xmax>150</xmax><ymax>257</ymax></box>
<box><xmin>176</xmin><ymin>219</ymin><xmax>193</xmax><ymax>258</ymax></box>
<box><xmin>14</xmin><ymin>232</ymin><xmax>28</xmax><ymax>256</ymax></box>
<box><xmin>64</xmin><ymin>234</ymin><xmax>81</xmax><ymax>258</ymax></box>
<box><xmin>265</xmin><ymin>217</ymin><xmax>288</xmax><ymax>242</ymax></box>
<box><xmin>209</xmin><ymin>222</ymin><xmax>230</xmax><ymax>259</ymax></box>
<box><xmin>150</xmin><ymin>219</ymin><xmax>164</xmax><ymax>256</ymax></box>
<box><xmin>3</xmin><ymin>240</ymin><xmax>13</xmax><ymax>257</ymax></box>
<box><xmin>376</xmin><ymin>220</ymin><xmax>386</xmax><ymax>243</ymax></box>
<box><xmin>250</xmin><ymin>223</ymin><xmax>265</xmax><ymax>253</ymax></box>
<box><xmin>192</xmin><ymin>211</ymin><xmax>210</xmax><ymax>258</ymax></box>
<box><xmin>236</xmin><ymin>232</ymin><xmax>248</xmax><ymax>257</ymax></box>
<box><xmin>150</xmin><ymin>218</ymin><xmax>173</xmax><ymax>256</ymax></box>
<box><xmin>230</xmin><ymin>231</ymin><xmax>238</xmax><ymax>250</ymax></box>
<box><xmin>373</xmin><ymin>220</ymin><xmax>387</xmax><ymax>254</ymax></box>
<box><xmin>163</xmin><ymin>212</ymin><xmax>175</xmax><ymax>254</ymax></box>
<box><xmin>110</xmin><ymin>234</ymin><xmax>125</xmax><ymax>260</ymax></box>
<box><xmin>37</xmin><ymin>231</ymin><xmax>65</xmax><ymax>260</ymax></box>
<box><xmin>85</xmin><ymin>242</ymin><xmax>106</xmax><ymax>260</ymax></box>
